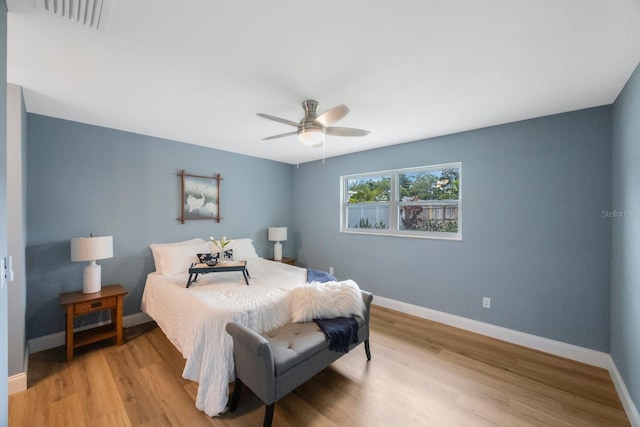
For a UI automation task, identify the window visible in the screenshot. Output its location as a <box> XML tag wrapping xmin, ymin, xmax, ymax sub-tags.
<box><xmin>341</xmin><ymin>163</ymin><xmax>461</xmax><ymax>240</ymax></box>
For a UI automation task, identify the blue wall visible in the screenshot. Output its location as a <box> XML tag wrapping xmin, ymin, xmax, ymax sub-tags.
<box><xmin>293</xmin><ymin>107</ymin><xmax>612</xmax><ymax>351</ymax></box>
<box><xmin>26</xmin><ymin>106</ymin><xmax>615</xmax><ymax>352</ymax></box>
<box><xmin>26</xmin><ymin>114</ymin><xmax>294</xmax><ymax>339</ymax></box>
<box><xmin>611</xmin><ymin>62</ymin><xmax>640</xmax><ymax>412</ymax></box>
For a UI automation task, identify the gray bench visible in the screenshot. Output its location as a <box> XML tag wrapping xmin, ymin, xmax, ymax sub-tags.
<box><xmin>225</xmin><ymin>290</ymin><xmax>373</xmax><ymax>427</ymax></box>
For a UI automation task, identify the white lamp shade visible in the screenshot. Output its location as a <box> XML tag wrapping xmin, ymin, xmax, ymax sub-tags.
<box><xmin>298</xmin><ymin>128</ymin><xmax>325</xmax><ymax>146</ymax></box>
<box><xmin>268</xmin><ymin>227</ymin><xmax>287</xmax><ymax>242</ymax></box>
<box><xmin>71</xmin><ymin>236</ymin><xmax>113</xmax><ymax>262</ymax></box>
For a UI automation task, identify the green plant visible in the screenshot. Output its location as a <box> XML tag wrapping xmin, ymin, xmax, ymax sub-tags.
<box><xmin>355</xmin><ymin>218</ymin><xmax>387</xmax><ymax>229</ymax></box>
<box><xmin>415</xmin><ymin>220</ymin><xmax>458</xmax><ymax>233</ymax></box>
<box><xmin>209</xmin><ymin>236</ymin><xmax>232</xmax><ymax>250</ymax></box>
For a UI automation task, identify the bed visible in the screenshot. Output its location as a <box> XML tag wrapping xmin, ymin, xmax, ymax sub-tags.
<box><xmin>141</xmin><ymin>238</ymin><xmax>311</xmax><ymax>416</ymax></box>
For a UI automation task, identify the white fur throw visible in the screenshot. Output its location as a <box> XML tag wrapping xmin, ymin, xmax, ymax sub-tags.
<box><xmin>289</xmin><ymin>280</ymin><xmax>365</xmax><ymax>322</ymax></box>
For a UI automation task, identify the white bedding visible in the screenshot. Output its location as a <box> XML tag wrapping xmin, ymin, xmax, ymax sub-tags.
<box><xmin>141</xmin><ymin>258</ymin><xmax>307</xmax><ymax>416</ymax></box>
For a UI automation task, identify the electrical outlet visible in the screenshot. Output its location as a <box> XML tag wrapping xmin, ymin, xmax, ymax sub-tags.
<box><xmin>482</xmin><ymin>297</ymin><xmax>491</xmax><ymax>309</ymax></box>
<box><xmin>329</xmin><ymin>267</ymin><xmax>334</xmax><ymax>275</ymax></box>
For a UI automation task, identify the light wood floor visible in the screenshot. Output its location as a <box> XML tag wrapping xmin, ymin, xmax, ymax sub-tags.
<box><xmin>9</xmin><ymin>306</ymin><xmax>630</xmax><ymax>426</ymax></box>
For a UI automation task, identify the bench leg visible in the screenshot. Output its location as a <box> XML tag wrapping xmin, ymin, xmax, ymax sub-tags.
<box><xmin>365</xmin><ymin>339</ymin><xmax>371</xmax><ymax>361</ymax></box>
<box><xmin>263</xmin><ymin>403</ymin><xmax>275</xmax><ymax>427</ymax></box>
<box><xmin>229</xmin><ymin>378</ymin><xmax>243</xmax><ymax>411</ymax></box>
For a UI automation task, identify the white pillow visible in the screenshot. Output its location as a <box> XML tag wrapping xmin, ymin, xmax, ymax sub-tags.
<box><xmin>155</xmin><ymin>241</ymin><xmax>210</xmax><ymax>276</ymax></box>
<box><xmin>149</xmin><ymin>238</ymin><xmax>205</xmax><ymax>272</ymax></box>
<box><xmin>289</xmin><ymin>280</ymin><xmax>365</xmax><ymax>322</ymax></box>
<box><xmin>226</xmin><ymin>238</ymin><xmax>259</xmax><ymax>261</ymax></box>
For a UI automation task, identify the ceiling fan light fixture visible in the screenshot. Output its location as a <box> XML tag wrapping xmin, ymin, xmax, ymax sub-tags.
<box><xmin>259</xmin><ymin>100</ymin><xmax>368</xmax><ymax>149</ymax></box>
<box><xmin>298</xmin><ymin>128</ymin><xmax>325</xmax><ymax>146</ymax></box>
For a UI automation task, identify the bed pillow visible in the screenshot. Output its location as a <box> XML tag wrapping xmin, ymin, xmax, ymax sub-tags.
<box><xmin>156</xmin><ymin>241</ymin><xmax>210</xmax><ymax>276</ymax></box>
<box><xmin>289</xmin><ymin>280</ymin><xmax>365</xmax><ymax>322</ymax></box>
<box><xmin>226</xmin><ymin>238</ymin><xmax>259</xmax><ymax>261</ymax></box>
<box><xmin>149</xmin><ymin>238</ymin><xmax>205</xmax><ymax>272</ymax></box>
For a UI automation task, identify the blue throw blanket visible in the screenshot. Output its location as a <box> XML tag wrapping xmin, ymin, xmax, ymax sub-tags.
<box><xmin>307</xmin><ymin>268</ymin><xmax>337</xmax><ymax>283</ymax></box>
<box><xmin>314</xmin><ymin>317</ymin><xmax>359</xmax><ymax>353</ymax></box>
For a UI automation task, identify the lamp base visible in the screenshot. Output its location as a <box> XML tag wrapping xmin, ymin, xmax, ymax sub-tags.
<box><xmin>273</xmin><ymin>242</ymin><xmax>282</xmax><ymax>261</ymax></box>
<box><xmin>83</xmin><ymin>261</ymin><xmax>102</xmax><ymax>293</ymax></box>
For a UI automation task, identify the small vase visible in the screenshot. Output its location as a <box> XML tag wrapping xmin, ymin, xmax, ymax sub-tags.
<box><xmin>218</xmin><ymin>248</ymin><xmax>228</xmax><ymax>265</ymax></box>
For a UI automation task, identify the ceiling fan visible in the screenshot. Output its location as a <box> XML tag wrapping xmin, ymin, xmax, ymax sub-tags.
<box><xmin>257</xmin><ymin>100</ymin><xmax>370</xmax><ymax>147</ymax></box>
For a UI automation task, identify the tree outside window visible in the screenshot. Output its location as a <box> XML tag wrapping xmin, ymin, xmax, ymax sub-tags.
<box><xmin>342</xmin><ymin>163</ymin><xmax>461</xmax><ymax>240</ymax></box>
<box><xmin>399</xmin><ymin>169</ymin><xmax>459</xmax><ymax>233</ymax></box>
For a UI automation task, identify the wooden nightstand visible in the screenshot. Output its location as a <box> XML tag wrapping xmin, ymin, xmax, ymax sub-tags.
<box><xmin>268</xmin><ymin>257</ymin><xmax>297</xmax><ymax>266</ymax></box>
<box><xmin>60</xmin><ymin>284</ymin><xmax>128</xmax><ymax>361</ymax></box>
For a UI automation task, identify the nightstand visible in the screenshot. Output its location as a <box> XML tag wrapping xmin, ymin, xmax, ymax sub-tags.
<box><xmin>268</xmin><ymin>257</ymin><xmax>297</xmax><ymax>266</ymax></box>
<box><xmin>59</xmin><ymin>284</ymin><xmax>128</xmax><ymax>361</ymax></box>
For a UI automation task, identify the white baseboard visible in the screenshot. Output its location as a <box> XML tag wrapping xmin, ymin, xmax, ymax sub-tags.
<box><xmin>607</xmin><ymin>355</ymin><xmax>640</xmax><ymax>427</ymax></box>
<box><xmin>373</xmin><ymin>296</ymin><xmax>610</xmax><ymax>368</ymax></box>
<box><xmin>123</xmin><ymin>311</ymin><xmax>153</xmax><ymax>327</ymax></box>
<box><xmin>9</xmin><ymin>372</ymin><xmax>27</xmax><ymax>395</ymax></box>
<box><xmin>372</xmin><ymin>296</ymin><xmax>639</xmax><ymax>425</ymax></box>
<box><xmin>28</xmin><ymin>330</ymin><xmax>66</xmax><ymax>355</ymax></box>
<box><xmin>28</xmin><ymin>312</ymin><xmax>153</xmax><ymax>354</ymax></box>
<box><xmin>8</xmin><ymin>372</ymin><xmax>27</xmax><ymax>395</ymax></box>
<box><xmin>8</xmin><ymin>344</ymin><xmax>31</xmax><ymax>395</ymax></box>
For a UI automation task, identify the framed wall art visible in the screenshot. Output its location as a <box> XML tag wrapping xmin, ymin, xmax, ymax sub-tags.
<box><xmin>177</xmin><ymin>170</ymin><xmax>223</xmax><ymax>223</ymax></box>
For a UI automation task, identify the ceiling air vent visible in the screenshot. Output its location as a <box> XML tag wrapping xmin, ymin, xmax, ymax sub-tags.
<box><xmin>34</xmin><ymin>0</ymin><xmax>111</xmax><ymax>30</ymax></box>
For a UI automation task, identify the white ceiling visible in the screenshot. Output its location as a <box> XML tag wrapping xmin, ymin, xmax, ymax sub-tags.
<box><xmin>7</xmin><ymin>0</ymin><xmax>640</xmax><ymax>165</ymax></box>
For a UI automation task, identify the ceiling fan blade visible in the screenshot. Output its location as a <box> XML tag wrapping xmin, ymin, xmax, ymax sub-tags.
<box><xmin>313</xmin><ymin>104</ymin><xmax>349</xmax><ymax>127</ymax></box>
<box><xmin>257</xmin><ymin>113</ymin><xmax>300</xmax><ymax>127</ymax></box>
<box><xmin>325</xmin><ymin>127</ymin><xmax>370</xmax><ymax>137</ymax></box>
<box><xmin>262</xmin><ymin>131</ymin><xmax>298</xmax><ymax>140</ymax></box>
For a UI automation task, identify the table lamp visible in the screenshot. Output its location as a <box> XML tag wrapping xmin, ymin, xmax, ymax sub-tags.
<box><xmin>268</xmin><ymin>227</ymin><xmax>287</xmax><ymax>261</ymax></box>
<box><xmin>71</xmin><ymin>234</ymin><xmax>113</xmax><ymax>293</ymax></box>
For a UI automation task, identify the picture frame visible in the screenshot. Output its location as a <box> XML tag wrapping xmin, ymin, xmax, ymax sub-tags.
<box><xmin>177</xmin><ymin>170</ymin><xmax>223</xmax><ymax>223</ymax></box>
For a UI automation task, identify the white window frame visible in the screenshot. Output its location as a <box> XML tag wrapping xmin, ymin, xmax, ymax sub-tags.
<box><xmin>340</xmin><ymin>163</ymin><xmax>462</xmax><ymax>240</ymax></box>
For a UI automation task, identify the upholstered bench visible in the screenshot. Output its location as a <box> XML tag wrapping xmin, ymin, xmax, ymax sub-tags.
<box><xmin>225</xmin><ymin>290</ymin><xmax>373</xmax><ymax>427</ymax></box>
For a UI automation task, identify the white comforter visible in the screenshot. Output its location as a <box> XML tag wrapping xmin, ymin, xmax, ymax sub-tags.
<box><xmin>140</xmin><ymin>258</ymin><xmax>307</xmax><ymax>416</ymax></box>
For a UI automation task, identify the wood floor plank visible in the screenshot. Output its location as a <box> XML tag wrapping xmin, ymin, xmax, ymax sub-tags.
<box><xmin>48</xmin><ymin>393</ymin><xmax>89</xmax><ymax>427</ymax></box>
<box><xmin>9</xmin><ymin>305</ymin><xmax>630</xmax><ymax>426</ymax></box>
<box><xmin>70</xmin><ymin>350</ymin><xmax>128</xmax><ymax>421</ymax></box>
<box><xmin>104</xmin><ymin>342</ymin><xmax>167</xmax><ymax>425</ymax></box>
<box><xmin>139</xmin><ymin>362</ymin><xmax>216</xmax><ymax>427</ymax></box>
<box><xmin>92</xmin><ymin>410</ymin><xmax>134</xmax><ymax>427</ymax></box>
